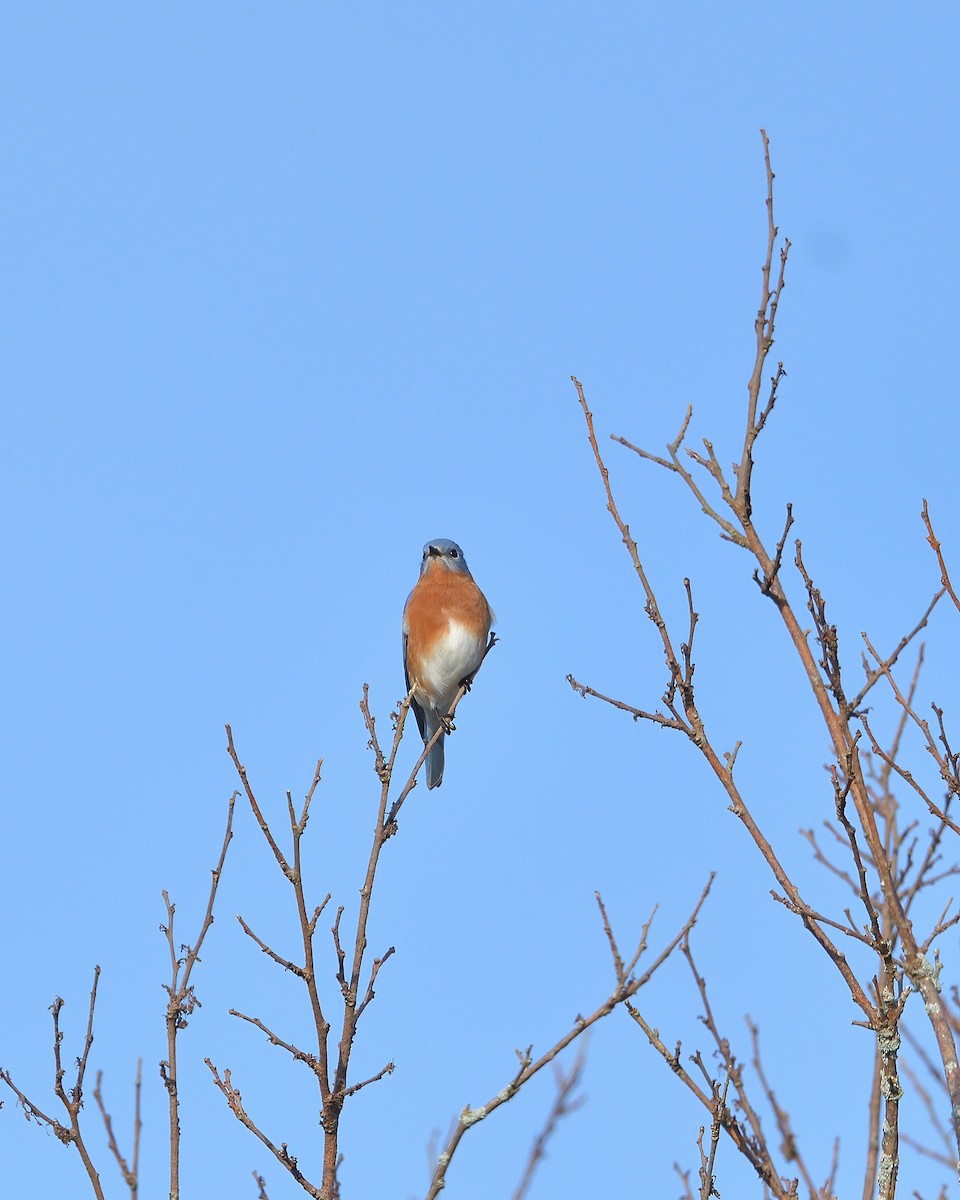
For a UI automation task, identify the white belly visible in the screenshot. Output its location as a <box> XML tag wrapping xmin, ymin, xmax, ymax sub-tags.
<box><xmin>418</xmin><ymin>619</ymin><xmax>485</xmax><ymax>708</ymax></box>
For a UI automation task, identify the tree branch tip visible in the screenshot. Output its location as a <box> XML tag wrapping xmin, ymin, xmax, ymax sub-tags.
<box><xmin>566</xmin><ymin>674</ymin><xmax>587</xmax><ymax>698</ymax></box>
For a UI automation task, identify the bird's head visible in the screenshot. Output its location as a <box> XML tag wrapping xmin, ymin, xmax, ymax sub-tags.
<box><xmin>420</xmin><ymin>538</ymin><xmax>471</xmax><ymax>577</ymax></box>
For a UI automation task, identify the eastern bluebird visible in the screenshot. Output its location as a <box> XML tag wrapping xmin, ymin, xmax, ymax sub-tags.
<box><xmin>402</xmin><ymin>539</ymin><xmax>494</xmax><ymax>789</ymax></box>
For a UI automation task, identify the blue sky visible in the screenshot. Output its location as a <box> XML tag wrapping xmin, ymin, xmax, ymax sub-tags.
<box><xmin>2</xmin><ymin>5</ymin><xmax>958</xmax><ymax>1198</ymax></box>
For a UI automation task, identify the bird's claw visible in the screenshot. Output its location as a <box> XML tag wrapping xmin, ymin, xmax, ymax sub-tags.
<box><xmin>435</xmin><ymin>707</ymin><xmax>456</xmax><ymax>735</ymax></box>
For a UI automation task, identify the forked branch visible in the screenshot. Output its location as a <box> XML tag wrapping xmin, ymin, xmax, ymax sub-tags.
<box><xmin>424</xmin><ymin>878</ymin><xmax>714</xmax><ymax>1198</ymax></box>
<box><xmin>0</xmin><ymin>968</ymin><xmax>106</xmax><ymax>1200</ymax></box>
<box><xmin>570</xmin><ymin>128</ymin><xmax>960</xmax><ymax>1185</ymax></box>
<box><xmin>213</xmin><ymin>662</ymin><xmax>496</xmax><ymax>1198</ymax></box>
<box><xmin>161</xmin><ymin>792</ymin><xmax>236</xmax><ymax>1200</ymax></box>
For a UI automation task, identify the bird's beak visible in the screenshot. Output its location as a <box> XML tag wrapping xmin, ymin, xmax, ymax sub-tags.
<box><xmin>427</xmin><ymin>545</ymin><xmax>442</xmax><ymax>557</ymax></box>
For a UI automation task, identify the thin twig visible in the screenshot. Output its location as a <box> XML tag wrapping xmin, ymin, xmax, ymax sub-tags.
<box><xmin>161</xmin><ymin>792</ymin><xmax>236</xmax><ymax>1200</ymax></box>
<box><xmin>1</xmin><ymin>968</ymin><xmax>107</xmax><ymax>1200</ymax></box>
<box><xmin>425</xmin><ymin>879</ymin><xmax>713</xmax><ymax>1198</ymax></box>
<box><xmin>93</xmin><ymin>1059</ymin><xmax>141</xmax><ymax>1196</ymax></box>
<box><xmin>922</xmin><ymin>501</ymin><xmax>960</xmax><ymax>613</ymax></box>
<box><xmin>206</xmin><ymin>1063</ymin><xmax>323</xmax><ymax>1199</ymax></box>
<box><xmin>511</xmin><ymin>1044</ymin><xmax>587</xmax><ymax>1200</ymax></box>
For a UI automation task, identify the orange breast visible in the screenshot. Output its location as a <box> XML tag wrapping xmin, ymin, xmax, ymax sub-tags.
<box><xmin>404</xmin><ymin>565</ymin><xmax>492</xmax><ymax>698</ymax></box>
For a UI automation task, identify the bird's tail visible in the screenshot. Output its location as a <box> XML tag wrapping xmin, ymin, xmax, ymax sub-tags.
<box><xmin>424</xmin><ymin>713</ymin><xmax>445</xmax><ymax>789</ymax></box>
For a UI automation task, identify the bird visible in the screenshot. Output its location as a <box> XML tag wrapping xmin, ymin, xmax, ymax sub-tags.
<box><xmin>402</xmin><ymin>538</ymin><xmax>494</xmax><ymax>789</ymax></box>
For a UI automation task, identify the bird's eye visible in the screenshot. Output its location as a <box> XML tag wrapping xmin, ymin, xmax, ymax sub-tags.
<box><xmin>449</xmin><ymin>548</ymin><xmax>459</xmax><ymax>558</ymax></box>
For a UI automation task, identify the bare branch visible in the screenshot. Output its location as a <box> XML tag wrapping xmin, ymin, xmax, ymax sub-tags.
<box><xmin>206</xmin><ymin>1062</ymin><xmax>323</xmax><ymax>1199</ymax></box>
<box><xmin>93</xmin><ymin>1059</ymin><xmax>141</xmax><ymax>1197</ymax></box>
<box><xmin>0</xmin><ymin>969</ymin><xmax>106</xmax><ymax>1200</ymax></box>
<box><xmin>229</xmin><ymin>1010</ymin><xmax>319</xmax><ymax>1070</ymax></box>
<box><xmin>697</xmin><ymin>1077</ymin><xmax>726</xmax><ymax>1200</ymax></box>
<box><xmin>227</xmin><ymin>725</ymin><xmax>294</xmax><ymax>877</ymax></box>
<box><xmin>612</xmin><ymin>425</ymin><xmax>746</xmax><ymax>547</ymax></box>
<box><xmin>851</xmin><ymin>590</ymin><xmax>945</xmax><ymax>714</ymax></box>
<box><xmin>425</xmin><ymin>879</ymin><xmax>713</xmax><ymax>1199</ymax></box>
<box><xmin>161</xmin><ymin>792</ymin><xmax>236</xmax><ymax>1200</ymax></box>
<box><xmin>566</xmin><ymin>674</ymin><xmax>688</xmax><ymax>734</ymax></box>
<box><xmin>922</xmin><ymin>501</ymin><xmax>960</xmax><ymax>613</ymax></box>
<box><xmin>753</xmin><ymin>503</ymin><xmax>794</xmax><ymax>595</ymax></box>
<box><xmin>512</xmin><ymin>1044</ymin><xmax>587</xmax><ymax>1200</ymax></box>
<box><xmin>236</xmin><ymin>912</ymin><xmax>309</xmax><ymax>978</ymax></box>
<box><xmin>342</xmin><ymin>1061</ymin><xmax>396</xmax><ymax>1100</ymax></box>
<box><xmin>220</xmin><ymin>673</ymin><xmax>513</xmax><ymax>1198</ymax></box>
<box><xmin>748</xmin><ymin>1018</ymin><xmax>821</xmax><ymax>1198</ymax></box>
<box><xmin>736</xmin><ymin>128</ymin><xmax>791</xmax><ymax>522</ymax></box>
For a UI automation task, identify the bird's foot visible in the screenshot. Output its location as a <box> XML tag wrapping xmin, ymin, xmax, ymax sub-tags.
<box><xmin>435</xmin><ymin>707</ymin><xmax>456</xmax><ymax>734</ymax></box>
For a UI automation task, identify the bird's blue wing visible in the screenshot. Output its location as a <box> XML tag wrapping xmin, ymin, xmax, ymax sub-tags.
<box><xmin>401</xmin><ymin>625</ymin><xmax>427</xmax><ymax>742</ymax></box>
